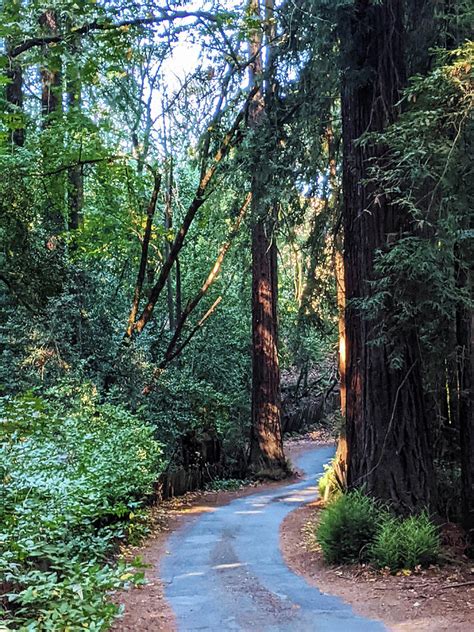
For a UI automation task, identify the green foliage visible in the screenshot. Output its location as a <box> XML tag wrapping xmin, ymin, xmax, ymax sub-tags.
<box><xmin>0</xmin><ymin>390</ymin><xmax>163</xmax><ymax>629</ymax></box>
<box><xmin>317</xmin><ymin>460</ymin><xmax>342</xmax><ymax>502</ymax></box>
<box><xmin>205</xmin><ymin>478</ymin><xmax>248</xmax><ymax>492</ymax></box>
<box><xmin>0</xmin><ymin>0</ymin><xmax>468</xmax><ymax>625</ymax></box>
<box><xmin>358</xmin><ymin>43</ymin><xmax>473</xmax><ymax>370</ymax></box>
<box><xmin>316</xmin><ymin>490</ymin><xmax>382</xmax><ymax>564</ymax></box>
<box><xmin>316</xmin><ymin>490</ymin><xmax>440</xmax><ymax>571</ymax></box>
<box><xmin>370</xmin><ymin>513</ymin><xmax>440</xmax><ymax>571</ymax></box>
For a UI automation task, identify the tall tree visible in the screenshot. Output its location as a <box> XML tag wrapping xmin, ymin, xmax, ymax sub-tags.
<box><xmin>66</xmin><ymin>36</ymin><xmax>83</xmax><ymax>231</ymax></box>
<box><xmin>39</xmin><ymin>8</ymin><xmax>65</xmax><ymax>237</ymax></box>
<box><xmin>248</xmin><ymin>0</ymin><xmax>286</xmax><ymax>475</ymax></box>
<box><xmin>340</xmin><ymin>0</ymin><xmax>435</xmax><ymax>513</ymax></box>
<box><xmin>39</xmin><ymin>10</ymin><xmax>62</xmax><ymax>123</ymax></box>
<box><xmin>4</xmin><ymin>0</ymin><xmax>25</xmax><ymax>147</ymax></box>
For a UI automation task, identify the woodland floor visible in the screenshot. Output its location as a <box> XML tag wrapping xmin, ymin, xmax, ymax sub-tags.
<box><xmin>113</xmin><ymin>436</ymin><xmax>474</xmax><ymax>631</ymax></box>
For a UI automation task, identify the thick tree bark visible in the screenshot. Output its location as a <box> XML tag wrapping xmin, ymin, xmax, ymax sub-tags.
<box><xmin>335</xmin><ymin>249</ymin><xmax>346</xmax><ymax>415</ymax></box>
<box><xmin>457</xmin><ymin>261</ymin><xmax>474</xmax><ymax>551</ymax></box>
<box><xmin>248</xmin><ymin>0</ymin><xmax>286</xmax><ymax>475</ymax></box>
<box><xmin>5</xmin><ymin>52</ymin><xmax>24</xmax><ymax>147</ymax></box>
<box><xmin>340</xmin><ymin>0</ymin><xmax>435</xmax><ymax>513</ymax></box>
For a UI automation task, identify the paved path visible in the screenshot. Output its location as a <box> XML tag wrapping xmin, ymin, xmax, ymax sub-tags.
<box><xmin>161</xmin><ymin>445</ymin><xmax>386</xmax><ymax>631</ymax></box>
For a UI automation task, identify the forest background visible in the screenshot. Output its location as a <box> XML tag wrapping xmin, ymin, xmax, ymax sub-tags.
<box><xmin>0</xmin><ymin>0</ymin><xmax>472</xmax><ymax>629</ymax></box>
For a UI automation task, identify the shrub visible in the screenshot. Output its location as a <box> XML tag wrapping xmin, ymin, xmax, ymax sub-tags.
<box><xmin>0</xmin><ymin>391</ymin><xmax>163</xmax><ymax>629</ymax></box>
<box><xmin>316</xmin><ymin>490</ymin><xmax>382</xmax><ymax>563</ymax></box>
<box><xmin>370</xmin><ymin>512</ymin><xmax>440</xmax><ymax>571</ymax></box>
<box><xmin>368</xmin><ymin>517</ymin><xmax>401</xmax><ymax>570</ymax></box>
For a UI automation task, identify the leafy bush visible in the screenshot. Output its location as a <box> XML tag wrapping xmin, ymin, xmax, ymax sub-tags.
<box><xmin>316</xmin><ymin>488</ymin><xmax>440</xmax><ymax>571</ymax></box>
<box><xmin>370</xmin><ymin>512</ymin><xmax>440</xmax><ymax>571</ymax></box>
<box><xmin>316</xmin><ymin>490</ymin><xmax>382</xmax><ymax>563</ymax></box>
<box><xmin>0</xmin><ymin>390</ymin><xmax>163</xmax><ymax>630</ymax></box>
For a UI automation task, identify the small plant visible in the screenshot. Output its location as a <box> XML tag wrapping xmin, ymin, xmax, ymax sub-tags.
<box><xmin>369</xmin><ymin>516</ymin><xmax>404</xmax><ymax>570</ymax></box>
<box><xmin>318</xmin><ymin>460</ymin><xmax>342</xmax><ymax>502</ymax></box>
<box><xmin>316</xmin><ymin>490</ymin><xmax>382</xmax><ymax>563</ymax></box>
<box><xmin>205</xmin><ymin>478</ymin><xmax>248</xmax><ymax>492</ymax></box>
<box><xmin>399</xmin><ymin>513</ymin><xmax>440</xmax><ymax>568</ymax></box>
<box><xmin>371</xmin><ymin>512</ymin><xmax>440</xmax><ymax>571</ymax></box>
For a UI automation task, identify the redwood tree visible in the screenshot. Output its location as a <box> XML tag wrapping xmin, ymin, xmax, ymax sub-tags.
<box><xmin>340</xmin><ymin>0</ymin><xmax>435</xmax><ymax>513</ymax></box>
<box><xmin>248</xmin><ymin>0</ymin><xmax>287</xmax><ymax>475</ymax></box>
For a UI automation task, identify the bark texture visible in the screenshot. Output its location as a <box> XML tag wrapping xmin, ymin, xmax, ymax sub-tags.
<box><xmin>248</xmin><ymin>0</ymin><xmax>286</xmax><ymax>475</ymax></box>
<box><xmin>5</xmin><ymin>53</ymin><xmax>24</xmax><ymax>147</ymax></box>
<box><xmin>457</xmin><ymin>264</ymin><xmax>474</xmax><ymax>549</ymax></box>
<box><xmin>340</xmin><ymin>0</ymin><xmax>435</xmax><ymax>513</ymax></box>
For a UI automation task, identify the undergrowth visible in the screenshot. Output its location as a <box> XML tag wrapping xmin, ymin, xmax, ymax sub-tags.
<box><xmin>370</xmin><ymin>512</ymin><xmax>440</xmax><ymax>570</ymax></box>
<box><xmin>205</xmin><ymin>478</ymin><xmax>248</xmax><ymax>492</ymax></box>
<box><xmin>316</xmin><ymin>489</ymin><xmax>382</xmax><ymax>563</ymax></box>
<box><xmin>0</xmin><ymin>389</ymin><xmax>164</xmax><ymax>630</ymax></box>
<box><xmin>315</xmin><ymin>490</ymin><xmax>440</xmax><ymax>571</ymax></box>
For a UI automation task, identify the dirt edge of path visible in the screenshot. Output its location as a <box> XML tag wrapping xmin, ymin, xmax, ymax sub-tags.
<box><xmin>280</xmin><ymin>500</ymin><xmax>474</xmax><ymax>632</ymax></box>
<box><xmin>111</xmin><ymin>437</ymin><xmax>327</xmax><ymax>631</ymax></box>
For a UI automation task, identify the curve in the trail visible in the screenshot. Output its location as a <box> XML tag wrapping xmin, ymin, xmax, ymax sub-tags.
<box><xmin>161</xmin><ymin>445</ymin><xmax>386</xmax><ymax>631</ymax></box>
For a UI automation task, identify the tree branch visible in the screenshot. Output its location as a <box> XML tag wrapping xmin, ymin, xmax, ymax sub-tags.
<box><xmin>10</xmin><ymin>10</ymin><xmax>230</xmax><ymax>58</ymax></box>
<box><xmin>160</xmin><ymin>296</ymin><xmax>223</xmax><ymax>369</ymax></box>
<box><xmin>126</xmin><ymin>170</ymin><xmax>162</xmax><ymax>337</ymax></box>
<box><xmin>129</xmin><ymin>88</ymin><xmax>257</xmax><ymax>338</ymax></box>
<box><xmin>160</xmin><ymin>192</ymin><xmax>251</xmax><ymax>366</ymax></box>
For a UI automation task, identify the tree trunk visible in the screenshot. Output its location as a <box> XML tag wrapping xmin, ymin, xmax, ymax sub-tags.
<box><xmin>457</xmin><ymin>259</ymin><xmax>474</xmax><ymax>551</ymax></box>
<box><xmin>4</xmin><ymin>0</ymin><xmax>25</xmax><ymax>147</ymax></box>
<box><xmin>175</xmin><ymin>256</ymin><xmax>182</xmax><ymax>324</ymax></box>
<box><xmin>130</xmin><ymin>94</ymin><xmax>252</xmax><ymax>337</ymax></box>
<box><xmin>66</xmin><ymin>38</ymin><xmax>83</xmax><ymax>231</ymax></box>
<box><xmin>39</xmin><ymin>9</ymin><xmax>64</xmax><ymax>236</ymax></box>
<box><xmin>248</xmin><ymin>0</ymin><xmax>286</xmax><ymax>476</ymax></box>
<box><xmin>340</xmin><ymin>0</ymin><xmax>435</xmax><ymax>513</ymax></box>
<box><xmin>39</xmin><ymin>10</ymin><xmax>62</xmax><ymax>123</ymax></box>
<box><xmin>164</xmin><ymin>158</ymin><xmax>175</xmax><ymax>331</ymax></box>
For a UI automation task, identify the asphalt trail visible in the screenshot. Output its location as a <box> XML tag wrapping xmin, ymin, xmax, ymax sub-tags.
<box><xmin>161</xmin><ymin>445</ymin><xmax>386</xmax><ymax>631</ymax></box>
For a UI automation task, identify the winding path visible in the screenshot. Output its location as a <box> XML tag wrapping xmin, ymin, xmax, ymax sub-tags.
<box><xmin>161</xmin><ymin>445</ymin><xmax>386</xmax><ymax>631</ymax></box>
